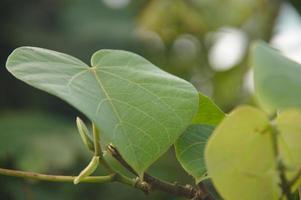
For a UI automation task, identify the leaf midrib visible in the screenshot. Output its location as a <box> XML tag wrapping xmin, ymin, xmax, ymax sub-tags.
<box><xmin>90</xmin><ymin>67</ymin><xmax>140</xmax><ymax>171</ymax></box>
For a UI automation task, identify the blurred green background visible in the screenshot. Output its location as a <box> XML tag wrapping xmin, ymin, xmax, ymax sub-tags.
<box><xmin>0</xmin><ymin>0</ymin><xmax>300</xmax><ymax>199</ymax></box>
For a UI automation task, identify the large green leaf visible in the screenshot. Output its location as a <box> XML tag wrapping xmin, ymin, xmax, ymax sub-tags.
<box><xmin>252</xmin><ymin>41</ymin><xmax>301</xmax><ymax>112</ymax></box>
<box><xmin>175</xmin><ymin>125</ymin><xmax>214</xmax><ymax>183</ymax></box>
<box><xmin>6</xmin><ymin>47</ymin><xmax>199</xmax><ymax>176</ymax></box>
<box><xmin>192</xmin><ymin>93</ymin><xmax>225</xmax><ymax>126</ymax></box>
<box><xmin>205</xmin><ymin>106</ymin><xmax>280</xmax><ymax>200</ymax></box>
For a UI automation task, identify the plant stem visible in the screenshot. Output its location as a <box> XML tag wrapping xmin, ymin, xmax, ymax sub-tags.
<box><xmin>0</xmin><ymin>168</ymin><xmax>115</xmax><ymax>183</ymax></box>
<box><xmin>0</xmin><ymin>167</ymin><xmax>158</xmax><ymax>195</ymax></box>
<box><xmin>107</xmin><ymin>144</ymin><xmax>211</xmax><ymax>200</ymax></box>
<box><xmin>270</xmin><ymin>125</ymin><xmax>293</xmax><ymax>199</ymax></box>
<box><xmin>0</xmin><ymin>167</ymin><xmax>138</xmax><ymax>187</ymax></box>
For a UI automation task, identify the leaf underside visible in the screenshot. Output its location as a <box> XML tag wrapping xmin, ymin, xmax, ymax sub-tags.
<box><xmin>252</xmin><ymin>41</ymin><xmax>301</xmax><ymax>112</ymax></box>
<box><xmin>6</xmin><ymin>47</ymin><xmax>199</xmax><ymax>175</ymax></box>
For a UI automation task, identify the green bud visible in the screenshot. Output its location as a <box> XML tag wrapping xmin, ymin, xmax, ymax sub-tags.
<box><xmin>76</xmin><ymin>117</ymin><xmax>94</xmax><ymax>151</ymax></box>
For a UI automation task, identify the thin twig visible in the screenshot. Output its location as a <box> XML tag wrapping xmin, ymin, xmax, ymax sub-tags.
<box><xmin>107</xmin><ymin>144</ymin><xmax>210</xmax><ymax>199</ymax></box>
<box><xmin>0</xmin><ymin>167</ymin><xmax>158</xmax><ymax>195</ymax></box>
<box><xmin>0</xmin><ymin>167</ymin><xmax>143</xmax><ymax>190</ymax></box>
<box><xmin>0</xmin><ymin>168</ymin><xmax>115</xmax><ymax>183</ymax></box>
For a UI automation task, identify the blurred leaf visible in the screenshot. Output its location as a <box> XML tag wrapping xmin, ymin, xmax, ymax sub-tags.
<box><xmin>175</xmin><ymin>125</ymin><xmax>214</xmax><ymax>183</ymax></box>
<box><xmin>139</xmin><ymin>0</ymin><xmax>257</xmax><ymax>43</ymax></box>
<box><xmin>6</xmin><ymin>46</ymin><xmax>199</xmax><ymax>176</ymax></box>
<box><xmin>192</xmin><ymin>93</ymin><xmax>225</xmax><ymax>126</ymax></box>
<box><xmin>205</xmin><ymin>106</ymin><xmax>280</xmax><ymax>200</ymax></box>
<box><xmin>139</xmin><ymin>0</ymin><xmax>206</xmax><ymax>43</ymax></box>
<box><xmin>212</xmin><ymin>62</ymin><xmax>247</xmax><ymax>111</ymax></box>
<box><xmin>288</xmin><ymin>0</ymin><xmax>301</xmax><ymax>14</ymax></box>
<box><xmin>191</xmin><ymin>0</ymin><xmax>256</xmax><ymax>30</ymax></box>
<box><xmin>252</xmin><ymin>41</ymin><xmax>301</xmax><ymax>112</ymax></box>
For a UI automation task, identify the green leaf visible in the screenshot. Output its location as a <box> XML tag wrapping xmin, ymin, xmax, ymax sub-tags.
<box><xmin>192</xmin><ymin>93</ymin><xmax>225</xmax><ymax>126</ymax></box>
<box><xmin>6</xmin><ymin>47</ymin><xmax>199</xmax><ymax>176</ymax></box>
<box><xmin>276</xmin><ymin>109</ymin><xmax>301</xmax><ymax>191</ymax></box>
<box><xmin>175</xmin><ymin>125</ymin><xmax>214</xmax><ymax>183</ymax></box>
<box><xmin>252</xmin><ymin>41</ymin><xmax>301</xmax><ymax>112</ymax></box>
<box><xmin>205</xmin><ymin>106</ymin><xmax>280</xmax><ymax>200</ymax></box>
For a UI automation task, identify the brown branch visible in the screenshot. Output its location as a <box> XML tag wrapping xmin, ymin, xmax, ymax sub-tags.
<box><xmin>107</xmin><ymin>144</ymin><xmax>212</xmax><ymax>200</ymax></box>
<box><xmin>194</xmin><ymin>182</ymin><xmax>214</xmax><ymax>200</ymax></box>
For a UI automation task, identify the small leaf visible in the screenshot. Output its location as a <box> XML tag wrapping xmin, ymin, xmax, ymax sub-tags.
<box><xmin>6</xmin><ymin>47</ymin><xmax>199</xmax><ymax>176</ymax></box>
<box><xmin>252</xmin><ymin>41</ymin><xmax>301</xmax><ymax>112</ymax></box>
<box><xmin>192</xmin><ymin>93</ymin><xmax>225</xmax><ymax>126</ymax></box>
<box><xmin>175</xmin><ymin>125</ymin><xmax>214</xmax><ymax>183</ymax></box>
<box><xmin>205</xmin><ymin>106</ymin><xmax>280</xmax><ymax>200</ymax></box>
<box><xmin>76</xmin><ymin>117</ymin><xmax>94</xmax><ymax>151</ymax></box>
<box><xmin>74</xmin><ymin>156</ymin><xmax>99</xmax><ymax>184</ymax></box>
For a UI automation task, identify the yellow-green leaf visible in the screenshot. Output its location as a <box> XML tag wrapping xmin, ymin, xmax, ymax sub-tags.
<box><xmin>205</xmin><ymin>106</ymin><xmax>280</xmax><ymax>200</ymax></box>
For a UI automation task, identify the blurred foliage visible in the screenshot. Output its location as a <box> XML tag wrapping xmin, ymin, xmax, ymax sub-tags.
<box><xmin>0</xmin><ymin>111</ymin><xmax>86</xmax><ymax>172</ymax></box>
<box><xmin>137</xmin><ymin>0</ymin><xmax>281</xmax><ymax>110</ymax></box>
<box><xmin>0</xmin><ymin>0</ymin><xmax>300</xmax><ymax>199</ymax></box>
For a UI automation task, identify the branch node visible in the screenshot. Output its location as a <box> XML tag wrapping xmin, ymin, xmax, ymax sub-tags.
<box><xmin>134</xmin><ymin>177</ymin><xmax>152</xmax><ymax>194</ymax></box>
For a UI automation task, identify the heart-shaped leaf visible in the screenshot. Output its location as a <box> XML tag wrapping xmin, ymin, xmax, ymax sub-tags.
<box><xmin>6</xmin><ymin>47</ymin><xmax>199</xmax><ymax>176</ymax></box>
<box><xmin>205</xmin><ymin>106</ymin><xmax>280</xmax><ymax>200</ymax></box>
<box><xmin>192</xmin><ymin>93</ymin><xmax>225</xmax><ymax>126</ymax></box>
<box><xmin>175</xmin><ymin>124</ymin><xmax>214</xmax><ymax>183</ymax></box>
<box><xmin>205</xmin><ymin>106</ymin><xmax>301</xmax><ymax>200</ymax></box>
<box><xmin>252</xmin><ymin>41</ymin><xmax>301</xmax><ymax>112</ymax></box>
